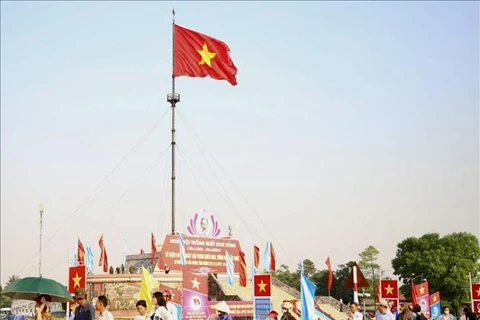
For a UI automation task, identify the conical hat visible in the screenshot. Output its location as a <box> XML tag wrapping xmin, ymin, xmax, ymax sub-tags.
<box><xmin>213</xmin><ymin>301</ymin><xmax>231</xmax><ymax>314</ymax></box>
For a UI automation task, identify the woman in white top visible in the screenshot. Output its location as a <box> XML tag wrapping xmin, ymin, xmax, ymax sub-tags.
<box><xmin>134</xmin><ymin>300</ymin><xmax>149</xmax><ymax>320</ymax></box>
<box><xmin>151</xmin><ymin>292</ymin><xmax>173</xmax><ymax>320</ymax></box>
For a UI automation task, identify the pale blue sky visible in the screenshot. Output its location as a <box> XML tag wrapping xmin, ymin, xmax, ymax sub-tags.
<box><xmin>1</xmin><ymin>1</ymin><xmax>479</xmax><ymax>285</ymax></box>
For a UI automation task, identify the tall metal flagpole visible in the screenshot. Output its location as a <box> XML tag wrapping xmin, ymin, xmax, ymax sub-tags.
<box><xmin>39</xmin><ymin>203</ymin><xmax>44</xmax><ymax>277</ymax></box>
<box><xmin>167</xmin><ymin>8</ymin><xmax>180</xmax><ymax>235</ymax></box>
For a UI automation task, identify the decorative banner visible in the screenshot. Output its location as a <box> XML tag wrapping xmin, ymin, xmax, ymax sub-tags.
<box><xmin>254</xmin><ymin>298</ymin><xmax>271</xmax><ymax>320</ymax></box>
<box><xmin>254</xmin><ymin>274</ymin><xmax>271</xmax><ymax>297</ymax></box>
<box><xmin>69</xmin><ymin>265</ymin><xmax>86</xmax><ymax>293</ymax></box>
<box><xmin>472</xmin><ymin>283</ymin><xmax>480</xmax><ymax>312</ymax></box>
<box><xmin>182</xmin><ymin>271</ymin><xmax>209</xmax><ymax>320</ymax></box>
<box><xmin>380</xmin><ymin>280</ymin><xmax>399</xmax><ymax>299</ymax></box>
<box><xmin>415</xmin><ymin>282</ymin><xmax>430</xmax><ymax>319</ymax></box>
<box><xmin>429</xmin><ymin>292</ymin><xmax>441</xmax><ymax>319</ymax></box>
<box><xmin>158</xmin><ymin>234</ymin><xmax>242</xmax><ymax>272</ymax></box>
<box><xmin>186</xmin><ymin>211</ymin><xmax>222</xmax><ymax>238</ymax></box>
<box><xmin>207</xmin><ymin>301</ymin><xmax>253</xmax><ymax>317</ymax></box>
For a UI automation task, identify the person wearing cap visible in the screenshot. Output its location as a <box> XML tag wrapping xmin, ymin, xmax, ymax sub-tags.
<box><xmin>162</xmin><ymin>290</ymin><xmax>177</xmax><ymax>320</ymax></box>
<box><xmin>213</xmin><ymin>301</ymin><xmax>232</xmax><ymax>320</ymax></box>
<box><xmin>348</xmin><ymin>303</ymin><xmax>363</xmax><ymax>320</ymax></box>
<box><xmin>280</xmin><ymin>302</ymin><xmax>296</xmax><ymax>320</ymax></box>
<box><xmin>376</xmin><ymin>300</ymin><xmax>395</xmax><ymax>320</ymax></box>
<box><xmin>267</xmin><ymin>310</ymin><xmax>279</xmax><ymax>320</ymax></box>
<box><xmin>74</xmin><ymin>288</ymin><xmax>95</xmax><ymax>320</ymax></box>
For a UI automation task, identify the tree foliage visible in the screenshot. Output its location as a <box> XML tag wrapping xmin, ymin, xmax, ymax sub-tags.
<box><xmin>392</xmin><ymin>232</ymin><xmax>480</xmax><ymax>309</ymax></box>
<box><xmin>1</xmin><ymin>275</ymin><xmax>21</xmax><ymax>308</ymax></box>
<box><xmin>358</xmin><ymin>245</ymin><xmax>380</xmax><ymax>299</ymax></box>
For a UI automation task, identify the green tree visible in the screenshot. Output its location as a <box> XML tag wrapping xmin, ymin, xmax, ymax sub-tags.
<box><xmin>392</xmin><ymin>232</ymin><xmax>480</xmax><ymax>309</ymax></box>
<box><xmin>272</xmin><ymin>264</ymin><xmax>297</xmax><ymax>289</ymax></box>
<box><xmin>1</xmin><ymin>275</ymin><xmax>21</xmax><ymax>308</ymax></box>
<box><xmin>358</xmin><ymin>245</ymin><xmax>380</xmax><ymax>300</ymax></box>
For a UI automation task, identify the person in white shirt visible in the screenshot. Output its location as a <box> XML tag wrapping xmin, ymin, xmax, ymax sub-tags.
<box><xmin>348</xmin><ymin>303</ymin><xmax>363</xmax><ymax>320</ymax></box>
<box><xmin>134</xmin><ymin>300</ymin><xmax>149</xmax><ymax>320</ymax></box>
<box><xmin>95</xmin><ymin>296</ymin><xmax>113</xmax><ymax>320</ymax></box>
<box><xmin>161</xmin><ymin>291</ymin><xmax>177</xmax><ymax>320</ymax></box>
<box><xmin>151</xmin><ymin>292</ymin><xmax>172</xmax><ymax>320</ymax></box>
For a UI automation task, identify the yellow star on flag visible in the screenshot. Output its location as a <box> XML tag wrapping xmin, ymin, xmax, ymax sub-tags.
<box><xmin>197</xmin><ymin>43</ymin><xmax>216</xmax><ymax>67</ymax></box>
<box><xmin>72</xmin><ymin>272</ymin><xmax>82</xmax><ymax>288</ymax></box>
<box><xmin>257</xmin><ymin>280</ymin><xmax>267</xmax><ymax>292</ymax></box>
<box><xmin>191</xmin><ymin>277</ymin><xmax>200</xmax><ymax>290</ymax></box>
<box><xmin>476</xmin><ymin>287</ymin><xmax>480</xmax><ymax>298</ymax></box>
<box><xmin>432</xmin><ymin>296</ymin><xmax>437</xmax><ymax>302</ymax></box>
<box><xmin>385</xmin><ymin>284</ymin><xmax>394</xmax><ymax>295</ymax></box>
<box><xmin>419</xmin><ymin>286</ymin><xmax>425</xmax><ymax>295</ymax></box>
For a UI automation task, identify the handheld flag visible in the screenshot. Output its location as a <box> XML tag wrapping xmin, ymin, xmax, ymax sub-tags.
<box><xmin>174</xmin><ymin>24</ymin><xmax>238</xmax><ymax>86</ymax></box>
<box><xmin>140</xmin><ymin>266</ymin><xmax>159</xmax><ymax>312</ymax></box>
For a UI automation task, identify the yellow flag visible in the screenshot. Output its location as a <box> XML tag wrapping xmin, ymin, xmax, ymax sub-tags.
<box><xmin>140</xmin><ymin>266</ymin><xmax>159</xmax><ymax>312</ymax></box>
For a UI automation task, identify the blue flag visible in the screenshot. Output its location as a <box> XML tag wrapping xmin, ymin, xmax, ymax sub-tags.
<box><xmin>300</xmin><ymin>260</ymin><xmax>317</xmax><ymax>320</ymax></box>
<box><xmin>264</xmin><ymin>241</ymin><xmax>271</xmax><ymax>271</ymax></box>
<box><xmin>226</xmin><ymin>250</ymin><xmax>234</xmax><ymax>286</ymax></box>
<box><xmin>179</xmin><ymin>233</ymin><xmax>186</xmax><ymax>265</ymax></box>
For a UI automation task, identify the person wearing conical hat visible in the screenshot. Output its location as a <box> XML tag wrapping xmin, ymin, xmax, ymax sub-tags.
<box><xmin>213</xmin><ymin>301</ymin><xmax>232</xmax><ymax>320</ymax></box>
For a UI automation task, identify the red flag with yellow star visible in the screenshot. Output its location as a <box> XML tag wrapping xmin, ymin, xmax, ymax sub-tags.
<box><xmin>253</xmin><ymin>274</ymin><xmax>271</xmax><ymax>297</ymax></box>
<box><xmin>69</xmin><ymin>265</ymin><xmax>86</xmax><ymax>294</ymax></box>
<box><xmin>380</xmin><ymin>280</ymin><xmax>399</xmax><ymax>299</ymax></box>
<box><xmin>174</xmin><ymin>24</ymin><xmax>238</xmax><ymax>86</ymax></box>
<box><xmin>472</xmin><ymin>283</ymin><xmax>480</xmax><ymax>311</ymax></box>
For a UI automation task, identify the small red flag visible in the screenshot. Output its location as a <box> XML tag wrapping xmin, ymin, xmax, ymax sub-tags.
<box><xmin>103</xmin><ymin>247</ymin><xmax>109</xmax><ymax>272</ymax></box>
<box><xmin>380</xmin><ymin>280</ymin><xmax>399</xmax><ymax>299</ymax></box>
<box><xmin>325</xmin><ymin>257</ymin><xmax>333</xmax><ymax>291</ymax></box>
<box><xmin>410</xmin><ymin>278</ymin><xmax>417</xmax><ymax>306</ymax></box>
<box><xmin>77</xmin><ymin>239</ymin><xmax>85</xmax><ymax>266</ymax></box>
<box><xmin>254</xmin><ymin>274</ymin><xmax>271</xmax><ymax>297</ymax></box>
<box><xmin>239</xmin><ymin>250</ymin><xmax>247</xmax><ymax>287</ymax></box>
<box><xmin>429</xmin><ymin>292</ymin><xmax>440</xmax><ymax>304</ymax></box>
<box><xmin>253</xmin><ymin>246</ymin><xmax>260</xmax><ymax>268</ymax></box>
<box><xmin>140</xmin><ymin>249</ymin><xmax>145</xmax><ymax>255</ymax></box>
<box><xmin>174</xmin><ymin>24</ymin><xmax>238</xmax><ymax>86</ymax></box>
<box><xmin>68</xmin><ymin>265</ymin><xmax>86</xmax><ymax>293</ymax></box>
<box><xmin>98</xmin><ymin>235</ymin><xmax>104</xmax><ymax>267</ymax></box>
<box><xmin>270</xmin><ymin>243</ymin><xmax>276</xmax><ymax>272</ymax></box>
<box><xmin>151</xmin><ymin>232</ymin><xmax>157</xmax><ymax>265</ymax></box>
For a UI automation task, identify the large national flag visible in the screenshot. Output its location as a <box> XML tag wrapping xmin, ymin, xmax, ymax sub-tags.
<box><xmin>300</xmin><ymin>261</ymin><xmax>317</xmax><ymax>320</ymax></box>
<box><xmin>151</xmin><ymin>232</ymin><xmax>157</xmax><ymax>265</ymax></box>
<box><xmin>415</xmin><ymin>282</ymin><xmax>430</xmax><ymax>319</ymax></box>
<box><xmin>325</xmin><ymin>257</ymin><xmax>333</xmax><ymax>291</ymax></box>
<box><xmin>253</xmin><ymin>246</ymin><xmax>260</xmax><ymax>268</ymax></box>
<box><xmin>68</xmin><ymin>265</ymin><xmax>86</xmax><ymax>294</ymax></box>
<box><xmin>429</xmin><ymin>292</ymin><xmax>441</xmax><ymax>319</ymax></box>
<box><xmin>471</xmin><ymin>283</ymin><xmax>480</xmax><ymax>311</ymax></box>
<box><xmin>140</xmin><ymin>266</ymin><xmax>159</xmax><ymax>312</ymax></box>
<box><xmin>253</xmin><ymin>274</ymin><xmax>271</xmax><ymax>297</ymax></box>
<box><xmin>239</xmin><ymin>250</ymin><xmax>247</xmax><ymax>287</ymax></box>
<box><xmin>77</xmin><ymin>239</ymin><xmax>85</xmax><ymax>265</ymax></box>
<box><xmin>174</xmin><ymin>24</ymin><xmax>238</xmax><ymax>86</ymax></box>
<box><xmin>226</xmin><ymin>250</ymin><xmax>234</xmax><ymax>286</ymax></box>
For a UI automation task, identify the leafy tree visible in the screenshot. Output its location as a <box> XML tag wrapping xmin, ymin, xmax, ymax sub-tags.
<box><xmin>1</xmin><ymin>275</ymin><xmax>20</xmax><ymax>308</ymax></box>
<box><xmin>358</xmin><ymin>245</ymin><xmax>380</xmax><ymax>300</ymax></box>
<box><xmin>392</xmin><ymin>232</ymin><xmax>480</xmax><ymax>309</ymax></box>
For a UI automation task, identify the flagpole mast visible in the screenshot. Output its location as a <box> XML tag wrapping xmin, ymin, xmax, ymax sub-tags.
<box><xmin>167</xmin><ymin>8</ymin><xmax>180</xmax><ymax>235</ymax></box>
<box><xmin>39</xmin><ymin>203</ymin><xmax>44</xmax><ymax>277</ymax></box>
<box><xmin>469</xmin><ymin>272</ymin><xmax>474</xmax><ymax>311</ymax></box>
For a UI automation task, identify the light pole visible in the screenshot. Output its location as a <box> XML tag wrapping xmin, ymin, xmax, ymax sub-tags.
<box><xmin>39</xmin><ymin>203</ymin><xmax>44</xmax><ymax>277</ymax></box>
